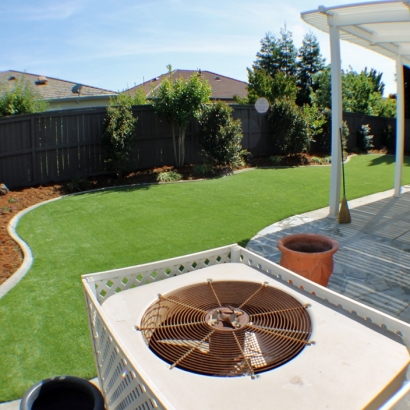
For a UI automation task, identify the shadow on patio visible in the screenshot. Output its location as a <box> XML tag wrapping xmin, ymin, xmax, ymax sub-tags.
<box><xmin>247</xmin><ymin>187</ymin><xmax>410</xmax><ymax>323</ymax></box>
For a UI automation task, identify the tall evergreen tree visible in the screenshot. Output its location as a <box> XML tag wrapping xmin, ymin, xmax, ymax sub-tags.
<box><xmin>296</xmin><ymin>32</ymin><xmax>325</xmax><ymax>106</ymax></box>
<box><xmin>254</xmin><ymin>27</ymin><xmax>297</xmax><ymax>78</ymax></box>
<box><xmin>278</xmin><ymin>27</ymin><xmax>297</xmax><ymax>77</ymax></box>
<box><xmin>254</xmin><ymin>32</ymin><xmax>282</xmax><ymax>76</ymax></box>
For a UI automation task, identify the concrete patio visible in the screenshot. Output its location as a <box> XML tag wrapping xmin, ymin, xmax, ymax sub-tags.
<box><xmin>247</xmin><ymin>186</ymin><xmax>410</xmax><ymax>324</ymax></box>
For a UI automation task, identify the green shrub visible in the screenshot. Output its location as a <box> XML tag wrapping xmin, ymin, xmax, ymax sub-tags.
<box><xmin>268</xmin><ymin>99</ymin><xmax>310</xmax><ymax>155</ymax></box>
<box><xmin>101</xmin><ymin>97</ymin><xmax>137</xmax><ymax>178</ymax></box>
<box><xmin>198</xmin><ymin>102</ymin><xmax>243</xmax><ymax>169</ymax></box>
<box><xmin>303</xmin><ymin>104</ymin><xmax>327</xmax><ymax>152</ymax></box>
<box><xmin>0</xmin><ymin>76</ymin><xmax>49</xmax><ymax>116</ymax></box>
<box><xmin>357</xmin><ymin>124</ymin><xmax>374</xmax><ymax>152</ymax></box>
<box><xmin>381</xmin><ymin>124</ymin><xmax>395</xmax><ymax>150</ymax></box>
<box><xmin>156</xmin><ymin>170</ymin><xmax>182</xmax><ymax>182</ymax></box>
<box><xmin>67</xmin><ymin>175</ymin><xmax>91</xmax><ymax>193</ymax></box>
<box><xmin>268</xmin><ymin>155</ymin><xmax>282</xmax><ymax>165</ymax></box>
<box><xmin>193</xmin><ymin>164</ymin><xmax>214</xmax><ymax>177</ymax></box>
<box><xmin>311</xmin><ymin>157</ymin><xmax>324</xmax><ymax>164</ymax></box>
<box><xmin>312</xmin><ymin>108</ymin><xmax>349</xmax><ymax>155</ymax></box>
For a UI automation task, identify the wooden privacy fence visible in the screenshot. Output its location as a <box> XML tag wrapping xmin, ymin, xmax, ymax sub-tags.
<box><xmin>0</xmin><ymin>105</ymin><xmax>272</xmax><ymax>189</ymax></box>
<box><xmin>0</xmin><ymin>105</ymin><xmax>407</xmax><ymax>189</ymax></box>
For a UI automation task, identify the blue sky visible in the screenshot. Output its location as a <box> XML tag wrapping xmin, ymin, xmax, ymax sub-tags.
<box><xmin>1</xmin><ymin>0</ymin><xmax>397</xmax><ymax>96</ymax></box>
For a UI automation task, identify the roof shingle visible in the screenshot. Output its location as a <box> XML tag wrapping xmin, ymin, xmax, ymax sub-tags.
<box><xmin>125</xmin><ymin>69</ymin><xmax>247</xmax><ymax>101</ymax></box>
<box><xmin>0</xmin><ymin>70</ymin><xmax>116</xmax><ymax>100</ymax></box>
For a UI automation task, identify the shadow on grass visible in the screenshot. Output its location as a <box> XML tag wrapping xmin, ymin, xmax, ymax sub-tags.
<box><xmin>367</xmin><ymin>154</ymin><xmax>395</xmax><ymax>166</ymax></box>
<box><xmin>70</xmin><ymin>181</ymin><xmax>161</xmax><ymax>197</ymax></box>
<box><xmin>238</xmin><ymin>238</ymin><xmax>251</xmax><ymax>248</ymax></box>
<box><xmin>255</xmin><ymin>165</ymin><xmax>303</xmax><ymax>171</ymax></box>
<box><xmin>367</xmin><ymin>154</ymin><xmax>410</xmax><ymax>167</ymax></box>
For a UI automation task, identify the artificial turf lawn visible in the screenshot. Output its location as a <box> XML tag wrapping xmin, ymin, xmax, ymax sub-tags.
<box><xmin>1</xmin><ymin>154</ymin><xmax>410</xmax><ymax>402</ymax></box>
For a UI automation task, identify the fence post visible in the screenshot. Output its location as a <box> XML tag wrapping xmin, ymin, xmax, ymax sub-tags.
<box><xmin>31</xmin><ymin>116</ymin><xmax>37</xmax><ymax>184</ymax></box>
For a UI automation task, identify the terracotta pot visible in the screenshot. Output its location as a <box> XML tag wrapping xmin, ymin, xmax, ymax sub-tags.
<box><xmin>277</xmin><ymin>233</ymin><xmax>339</xmax><ymax>287</ymax></box>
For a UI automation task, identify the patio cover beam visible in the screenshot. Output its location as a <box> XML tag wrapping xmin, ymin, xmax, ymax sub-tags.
<box><xmin>326</xmin><ymin>10</ymin><xmax>410</xmax><ymax>27</ymax></box>
<box><xmin>301</xmin><ymin>1</ymin><xmax>410</xmax><ymax>215</ymax></box>
<box><xmin>329</xmin><ymin>20</ymin><xmax>343</xmax><ymax>217</ymax></box>
<box><xmin>395</xmin><ymin>55</ymin><xmax>405</xmax><ymax>196</ymax></box>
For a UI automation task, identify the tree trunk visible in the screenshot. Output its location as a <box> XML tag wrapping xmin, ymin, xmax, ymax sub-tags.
<box><xmin>181</xmin><ymin>128</ymin><xmax>186</xmax><ymax>166</ymax></box>
<box><xmin>171</xmin><ymin>125</ymin><xmax>178</xmax><ymax>166</ymax></box>
<box><xmin>176</xmin><ymin>127</ymin><xmax>186</xmax><ymax>167</ymax></box>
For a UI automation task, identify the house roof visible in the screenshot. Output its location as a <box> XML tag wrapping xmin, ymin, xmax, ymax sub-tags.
<box><xmin>0</xmin><ymin>70</ymin><xmax>117</xmax><ymax>101</ymax></box>
<box><xmin>124</xmin><ymin>69</ymin><xmax>248</xmax><ymax>100</ymax></box>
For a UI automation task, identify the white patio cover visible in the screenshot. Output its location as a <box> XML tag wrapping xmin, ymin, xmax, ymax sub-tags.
<box><xmin>301</xmin><ymin>0</ymin><xmax>410</xmax><ymax>217</ymax></box>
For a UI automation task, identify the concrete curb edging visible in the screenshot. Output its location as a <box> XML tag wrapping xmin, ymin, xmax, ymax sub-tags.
<box><xmin>0</xmin><ymin>197</ymin><xmax>63</xmax><ymax>299</ymax></box>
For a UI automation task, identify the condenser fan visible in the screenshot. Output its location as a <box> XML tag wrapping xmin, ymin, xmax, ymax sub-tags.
<box><xmin>137</xmin><ymin>281</ymin><xmax>312</xmax><ymax>378</ymax></box>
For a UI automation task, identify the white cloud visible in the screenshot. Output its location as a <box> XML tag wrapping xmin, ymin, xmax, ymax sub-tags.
<box><xmin>10</xmin><ymin>0</ymin><xmax>84</xmax><ymax>21</ymax></box>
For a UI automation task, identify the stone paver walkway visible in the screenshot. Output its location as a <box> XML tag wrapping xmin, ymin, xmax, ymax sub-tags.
<box><xmin>247</xmin><ymin>187</ymin><xmax>410</xmax><ymax>323</ymax></box>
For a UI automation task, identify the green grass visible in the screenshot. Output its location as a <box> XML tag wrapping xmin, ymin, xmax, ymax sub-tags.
<box><xmin>1</xmin><ymin>154</ymin><xmax>410</xmax><ymax>402</ymax></box>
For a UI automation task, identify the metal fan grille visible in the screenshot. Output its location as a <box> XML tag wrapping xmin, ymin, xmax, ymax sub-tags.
<box><xmin>137</xmin><ymin>281</ymin><xmax>312</xmax><ymax>378</ymax></box>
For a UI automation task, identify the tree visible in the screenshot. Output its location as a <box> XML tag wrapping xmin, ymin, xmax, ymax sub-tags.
<box><xmin>151</xmin><ymin>71</ymin><xmax>211</xmax><ymax>167</ymax></box>
<box><xmin>342</xmin><ymin>69</ymin><xmax>375</xmax><ymax>114</ymax></box>
<box><xmin>198</xmin><ymin>102</ymin><xmax>243</xmax><ymax>169</ymax></box>
<box><xmin>236</xmin><ymin>68</ymin><xmax>297</xmax><ymax>105</ymax></box>
<box><xmin>364</xmin><ymin>67</ymin><xmax>385</xmax><ymax>94</ymax></box>
<box><xmin>254</xmin><ymin>33</ymin><xmax>282</xmax><ymax>76</ymax></box>
<box><xmin>101</xmin><ymin>96</ymin><xmax>137</xmax><ymax>177</ymax></box>
<box><xmin>117</xmin><ymin>89</ymin><xmax>147</xmax><ymax>106</ymax></box>
<box><xmin>296</xmin><ymin>32</ymin><xmax>325</xmax><ymax>106</ymax></box>
<box><xmin>0</xmin><ymin>76</ymin><xmax>49</xmax><ymax>116</ymax></box>
<box><xmin>370</xmin><ymin>94</ymin><xmax>396</xmax><ymax>118</ymax></box>
<box><xmin>302</xmin><ymin>103</ymin><xmax>327</xmax><ymax>149</ymax></box>
<box><xmin>311</xmin><ymin>66</ymin><xmax>395</xmax><ymax>118</ymax></box>
<box><xmin>278</xmin><ymin>27</ymin><xmax>297</xmax><ymax>77</ymax></box>
<box><xmin>254</xmin><ymin>27</ymin><xmax>297</xmax><ymax>78</ymax></box>
<box><xmin>310</xmin><ymin>66</ymin><xmax>331</xmax><ymax>109</ymax></box>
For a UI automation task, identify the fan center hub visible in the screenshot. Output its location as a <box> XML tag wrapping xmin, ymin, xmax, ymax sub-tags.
<box><xmin>205</xmin><ymin>306</ymin><xmax>249</xmax><ymax>331</ymax></box>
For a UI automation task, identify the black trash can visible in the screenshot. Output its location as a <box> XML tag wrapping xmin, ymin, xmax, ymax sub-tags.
<box><xmin>20</xmin><ymin>376</ymin><xmax>105</xmax><ymax>410</ymax></box>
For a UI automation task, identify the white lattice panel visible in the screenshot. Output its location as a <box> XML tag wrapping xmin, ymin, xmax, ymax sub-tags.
<box><xmin>85</xmin><ymin>246</ymin><xmax>232</xmax><ymax>304</ymax></box>
<box><xmin>84</xmin><ymin>291</ymin><xmax>165</xmax><ymax>410</ymax></box>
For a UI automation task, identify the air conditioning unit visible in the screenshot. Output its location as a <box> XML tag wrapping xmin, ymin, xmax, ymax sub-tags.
<box><xmin>82</xmin><ymin>245</ymin><xmax>410</xmax><ymax>410</ymax></box>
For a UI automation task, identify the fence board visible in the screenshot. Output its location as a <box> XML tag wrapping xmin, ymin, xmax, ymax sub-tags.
<box><xmin>0</xmin><ymin>106</ymin><xmax>408</xmax><ymax>189</ymax></box>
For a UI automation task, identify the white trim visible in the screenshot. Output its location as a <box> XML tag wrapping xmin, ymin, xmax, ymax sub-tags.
<box><xmin>329</xmin><ymin>24</ymin><xmax>342</xmax><ymax>218</ymax></box>
<box><xmin>332</xmin><ymin>10</ymin><xmax>410</xmax><ymax>26</ymax></box>
<box><xmin>395</xmin><ymin>55</ymin><xmax>405</xmax><ymax>197</ymax></box>
<box><xmin>372</xmin><ymin>32</ymin><xmax>410</xmax><ymax>43</ymax></box>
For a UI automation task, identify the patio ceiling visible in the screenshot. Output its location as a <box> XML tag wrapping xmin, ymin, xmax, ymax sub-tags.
<box><xmin>301</xmin><ymin>1</ymin><xmax>409</xmax><ymax>218</ymax></box>
<box><xmin>301</xmin><ymin>1</ymin><xmax>410</xmax><ymax>66</ymax></box>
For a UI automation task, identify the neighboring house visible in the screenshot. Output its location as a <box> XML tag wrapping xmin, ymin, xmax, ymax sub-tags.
<box><xmin>0</xmin><ymin>70</ymin><xmax>117</xmax><ymax>111</ymax></box>
<box><xmin>124</xmin><ymin>69</ymin><xmax>247</xmax><ymax>102</ymax></box>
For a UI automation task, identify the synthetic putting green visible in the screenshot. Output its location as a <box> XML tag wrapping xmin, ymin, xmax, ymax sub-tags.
<box><xmin>1</xmin><ymin>154</ymin><xmax>409</xmax><ymax>402</ymax></box>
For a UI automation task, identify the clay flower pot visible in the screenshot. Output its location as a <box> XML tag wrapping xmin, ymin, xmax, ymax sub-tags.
<box><xmin>277</xmin><ymin>233</ymin><xmax>338</xmax><ymax>287</ymax></box>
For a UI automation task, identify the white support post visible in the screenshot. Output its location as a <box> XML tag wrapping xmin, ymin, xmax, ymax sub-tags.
<box><xmin>394</xmin><ymin>55</ymin><xmax>405</xmax><ymax>197</ymax></box>
<box><xmin>329</xmin><ymin>21</ymin><xmax>343</xmax><ymax>217</ymax></box>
